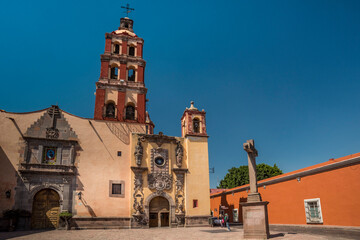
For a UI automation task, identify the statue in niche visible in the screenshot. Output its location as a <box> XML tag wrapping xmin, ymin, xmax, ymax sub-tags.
<box><xmin>134</xmin><ymin>138</ymin><xmax>143</xmax><ymax>166</ymax></box>
<box><xmin>175</xmin><ymin>141</ymin><xmax>183</xmax><ymax>168</ymax></box>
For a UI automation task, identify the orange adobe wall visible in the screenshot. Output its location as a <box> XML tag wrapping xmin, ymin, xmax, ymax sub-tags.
<box><xmin>210</xmin><ymin>153</ymin><xmax>360</xmax><ymax>227</ymax></box>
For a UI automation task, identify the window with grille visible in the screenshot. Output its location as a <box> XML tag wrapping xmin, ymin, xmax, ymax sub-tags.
<box><xmin>109</xmin><ymin>180</ymin><xmax>125</xmax><ymax>198</ymax></box>
<box><xmin>304</xmin><ymin>198</ymin><xmax>323</xmax><ymax>223</ymax></box>
<box><xmin>112</xmin><ymin>184</ymin><xmax>121</xmax><ymax>194</ymax></box>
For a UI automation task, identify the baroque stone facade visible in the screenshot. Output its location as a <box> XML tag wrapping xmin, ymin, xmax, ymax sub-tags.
<box><xmin>0</xmin><ymin>16</ymin><xmax>211</xmax><ymax>230</ymax></box>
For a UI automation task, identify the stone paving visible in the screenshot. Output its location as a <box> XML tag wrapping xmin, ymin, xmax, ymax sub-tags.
<box><xmin>0</xmin><ymin>226</ymin><xmax>356</xmax><ymax>240</ymax></box>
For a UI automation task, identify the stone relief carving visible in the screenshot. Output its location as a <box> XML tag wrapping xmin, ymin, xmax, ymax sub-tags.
<box><xmin>46</xmin><ymin>127</ymin><xmax>59</xmax><ymax>139</ymax></box>
<box><xmin>175</xmin><ymin>173</ymin><xmax>185</xmax><ymax>214</ymax></box>
<box><xmin>131</xmin><ymin>167</ymin><xmax>148</xmax><ymax>225</ymax></box>
<box><xmin>174</xmin><ymin>172</ymin><xmax>185</xmax><ymax>226</ymax></box>
<box><xmin>139</xmin><ymin>132</ymin><xmax>177</xmax><ymax>147</ymax></box>
<box><xmin>150</xmin><ymin>148</ymin><xmax>169</xmax><ymax>173</ymax></box>
<box><xmin>147</xmin><ymin>173</ymin><xmax>172</xmax><ymax>194</ymax></box>
<box><xmin>175</xmin><ymin>141</ymin><xmax>183</xmax><ymax>168</ymax></box>
<box><xmin>134</xmin><ymin>138</ymin><xmax>143</xmax><ymax>166</ymax></box>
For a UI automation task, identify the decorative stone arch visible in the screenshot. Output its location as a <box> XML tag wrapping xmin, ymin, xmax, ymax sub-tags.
<box><xmin>109</xmin><ymin>61</ymin><xmax>121</xmax><ymax>68</ymax></box>
<box><xmin>128</xmin><ymin>43</ymin><xmax>137</xmax><ymax>56</ymax></box>
<box><xmin>29</xmin><ymin>185</ymin><xmax>64</xmax><ymax>212</ymax></box>
<box><xmin>145</xmin><ymin>191</ymin><xmax>176</xmax><ymax>227</ymax></box>
<box><xmin>127</xmin><ymin>65</ymin><xmax>137</xmax><ymax>82</ymax></box>
<box><xmin>109</xmin><ymin>62</ymin><xmax>120</xmax><ymax>80</ymax></box>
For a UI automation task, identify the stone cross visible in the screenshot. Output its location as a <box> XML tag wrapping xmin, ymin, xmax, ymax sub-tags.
<box><xmin>243</xmin><ymin>139</ymin><xmax>261</xmax><ymax>202</ymax></box>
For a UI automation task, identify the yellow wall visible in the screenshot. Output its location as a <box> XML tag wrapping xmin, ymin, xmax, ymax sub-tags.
<box><xmin>184</xmin><ymin>136</ymin><xmax>210</xmax><ymax>216</ymax></box>
<box><xmin>129</xmin><ymin>133</ymin><xmax>210</xmax><ymax>218</ymax></box>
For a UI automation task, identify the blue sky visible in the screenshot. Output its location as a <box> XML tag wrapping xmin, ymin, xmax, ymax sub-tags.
<box><xmin>0</xmin><ymin>1</ymin><xmax>359</xmax><ymax>188</ymax></box>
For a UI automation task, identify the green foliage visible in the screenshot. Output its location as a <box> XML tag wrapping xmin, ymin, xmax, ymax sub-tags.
<box><xmin>218</xmin><ymin>163</ymin><xmax>283</xmax><ymax>189</ymax></box>
<box><xmin>59</xmin><ymin>211</ymin><xmax>73</xmax><ymax>218</ymax></box>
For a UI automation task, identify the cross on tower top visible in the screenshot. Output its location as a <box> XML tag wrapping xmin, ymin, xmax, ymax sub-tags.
<box><xmin>121</xmin><ymin>3</ymin><xmax>135</xmax><ymax>17</ymax></box>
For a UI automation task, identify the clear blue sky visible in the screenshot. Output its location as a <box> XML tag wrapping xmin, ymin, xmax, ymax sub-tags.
<box><xmin>1</xmin><ymin>1</ymin><xmax>359</xmax><ymax>188</ymax></box>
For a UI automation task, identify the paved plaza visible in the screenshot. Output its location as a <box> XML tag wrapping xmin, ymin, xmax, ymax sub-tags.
<box><xmin>0</xmin><ymin>226</ymin><xmax>359</xmax><ymax>240</ymax></box>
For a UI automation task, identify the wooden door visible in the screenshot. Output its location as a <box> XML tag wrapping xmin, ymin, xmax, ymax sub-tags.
<box><xmin>160</xmin><ymin>212</ymin><xmax>169</xmax><ymax>227</ymax></box>
<box><xmin>31</xmin><ymin>189</ymin><xmax>60</xmax><ymax>229</ymax></box>
<box><xmin>149</xmin><ymin>212</ymin><xmax>158</xmax><ymax>227</ymax></box>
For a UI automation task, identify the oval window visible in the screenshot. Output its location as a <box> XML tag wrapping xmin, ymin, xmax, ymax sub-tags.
<box><xmin>154</xmin><ymin>157</ymin><xmax>165</xmax><ymax>167</ymax></box>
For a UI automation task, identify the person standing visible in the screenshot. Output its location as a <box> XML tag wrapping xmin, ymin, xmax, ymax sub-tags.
<box><xmin>224</xmin><ymin>213</ymin><xmax>231</xmax><ymax>231</ymax></box>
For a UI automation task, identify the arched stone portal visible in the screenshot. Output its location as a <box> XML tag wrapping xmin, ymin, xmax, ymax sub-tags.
<box><xmin>149</xmin><ymin>196</ymin><xmax>169</xmax><ymax>227</ymax></box>
<box><xmin>31</xmin><ymin>189</ymin><xmax>60</xmax><ymax>229</ymax></box>
<box><xmin>145</xmin><ymin>192</ymin><xmax>176</xmax><ymax>228</ymax></box>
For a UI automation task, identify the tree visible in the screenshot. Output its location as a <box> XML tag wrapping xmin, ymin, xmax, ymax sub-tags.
<box><xmin>217</xmin><ymin>163</ymin><xmax>283</xmax><ymax>189</ymax></box>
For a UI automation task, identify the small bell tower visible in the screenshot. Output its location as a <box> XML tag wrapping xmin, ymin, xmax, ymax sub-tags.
<box><xmin>181</xmin><ymin>101</ymin><xmax>207</xmax><ymax>137</ymax></box>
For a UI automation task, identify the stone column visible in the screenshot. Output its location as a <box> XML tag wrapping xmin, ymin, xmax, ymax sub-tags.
<box><xmin>241</xmin><ymin>139</ymin><xmax>270</xmax><ymax>239</ymax></box>
<box><xmin>243</xmin><ymin>139</ymin><xmax>261</xmax><ymax>202</ymax></box>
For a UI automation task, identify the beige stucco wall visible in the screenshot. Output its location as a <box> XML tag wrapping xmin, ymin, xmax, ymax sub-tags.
<box><xmin>105</xmin><ymin>89</ymin><xmax>118</xmax><ymax>104</ymax></box>
<box><xmin>0</xmin><ymin>110</ymin><xmax>44</xmax><ymax>215</ymax></box>
<box><xmin>0</xmin><ymin>109</ymin><xmax>147</xmax><ymax>218</ymax></box>
<box><xmin>63</xmin><ymin>113</ymin><xmax>145</xmax><ymax>217</ymax></box>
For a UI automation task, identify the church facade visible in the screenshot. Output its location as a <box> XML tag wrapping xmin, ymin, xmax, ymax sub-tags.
<box><xmin>0</xmin><ymin>17</ymin><xmax>210</xmax><ymax>230</ymax></box>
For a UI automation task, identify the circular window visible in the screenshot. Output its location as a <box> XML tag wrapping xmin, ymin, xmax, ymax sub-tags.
<box><xmin>154</xmin><ymin>157</ymin><xmax>165</xmax><ymax>167</ymax></box>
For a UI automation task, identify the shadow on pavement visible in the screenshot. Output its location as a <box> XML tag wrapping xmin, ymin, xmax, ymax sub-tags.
<box><xmin>201</xmin><ymin>229</ymin><xmax>239</xmax><ymax>234</ymax></box>
<box><xmin>270</xmin><ymin>233</ymin><xmax>286</xmax><ymax>238</ymax></box>
<box><xmin>0</xmin><ymin>230</ymin><xmax>53</xmax><ymax>240</ymax></box>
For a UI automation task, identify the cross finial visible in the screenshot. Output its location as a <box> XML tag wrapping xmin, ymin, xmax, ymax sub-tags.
<box><xmin>121</xmin><ymin>3</ymin><xmax>135</xmax><ymax>17</ymax></box>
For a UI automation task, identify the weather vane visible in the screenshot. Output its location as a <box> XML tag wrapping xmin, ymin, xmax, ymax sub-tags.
<box><xmin>121</xmin><ymin>3</ymin><xmax>134</xmax><ymax>17</ymax></box>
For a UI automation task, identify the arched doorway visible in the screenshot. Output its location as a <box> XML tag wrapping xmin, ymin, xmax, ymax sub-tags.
<box><xmin>31</xmin><ymin>189</ymin><xmax>60</xmax><ymax>229</ymax></box>
<box><xmin>149</xmin><ymin>196</ymin><xmax>169</xmax><ymax>227</ymax></box>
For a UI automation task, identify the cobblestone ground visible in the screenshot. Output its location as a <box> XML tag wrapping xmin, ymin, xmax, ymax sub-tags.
<box><xmin>0</xmin><ymin>226</ymin><xmax>355</xmax><ymax>240</ymax></box>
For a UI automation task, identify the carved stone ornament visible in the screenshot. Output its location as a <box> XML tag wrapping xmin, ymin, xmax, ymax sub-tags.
<box><xmin>46</xmin><ymin>127</ymin><xmax>59</xmax><ymax>139</ymax></box>
<box><xmin>175</xmin><ymin>141</ymin><xmax>183</xmax><ymax>168</ymax></box>
<box><xmin>148</xmin><ymin>173</ymin><xmax>172</xmax><ymax>194</ymax></box>
<box><xmin>175</xmin><ymin>214</ymin><xmax>185</xmax><ymax>226</ymax></box>
<box><xmin>139</xmin><ymin>132</ymin><xmax>177</xmax><ymax>147</ymax></box>
<box><xmin>175</xmin><ymin>173</ymin><xmax>185</xmax><ymax>215</ymax></box>
<box><xmin>134</xmin><ymin>138</ymin><xmax>143</xmax><ymax>166</ymax></box>
<box><xmin>131</xmin><ymin>166</ymin><xmax>148</xmax><ymax>225</ymax></box>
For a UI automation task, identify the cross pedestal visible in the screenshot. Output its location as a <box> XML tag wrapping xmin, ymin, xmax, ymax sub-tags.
<box><xmin>242</xmin><ymin>140</ymin><xmax>270</xmax><ymax>239</ymax></box>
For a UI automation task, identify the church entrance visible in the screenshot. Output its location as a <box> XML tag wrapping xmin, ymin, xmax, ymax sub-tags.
<box><xmin>31</xmin><ymin>189</ymin><xmax>60</xmax><ymax>229</ymax></box>
<box><xmin>149</xmin><ymin>196</ymin><xmax>169</xmax><ymax>227</ymax></box>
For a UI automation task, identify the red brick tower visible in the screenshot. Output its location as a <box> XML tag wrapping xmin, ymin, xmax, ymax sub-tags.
<box><xmin>94</xmin><ymin>17</ymin><xmax>153</xmax><ymax>133</ymax></box>
<box><xmin>181</xmin><ymin>101</ymin><xmax>208</xmax><ymax>137</ymax></box>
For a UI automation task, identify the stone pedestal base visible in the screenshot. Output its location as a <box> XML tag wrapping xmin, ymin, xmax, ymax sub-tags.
<box><xmin>241</xmin><ymin>201</ymin><xmax>270</xmax><ymax>239</ymax></box>
<box><xmin>247</xmin><ymin>193</ymin><xmax>262</xmax><ymax>202</ymax></box>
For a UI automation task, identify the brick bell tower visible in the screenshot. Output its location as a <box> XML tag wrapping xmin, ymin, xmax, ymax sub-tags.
<box><xmin>181</xmin><ymin>101</ymin><xmax>208</xmax><ymax>137</ymax></box>
<box><xmin>94</xmin><ymin>16</ymin><xmax>154</xmax><ymax>133</ymax></box>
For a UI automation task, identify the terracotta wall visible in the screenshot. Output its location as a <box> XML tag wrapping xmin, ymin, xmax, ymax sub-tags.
<box><xmin>210</xmin><ymin>160</ymin><xmax>360</xmax><ymax>227</ymax></box>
